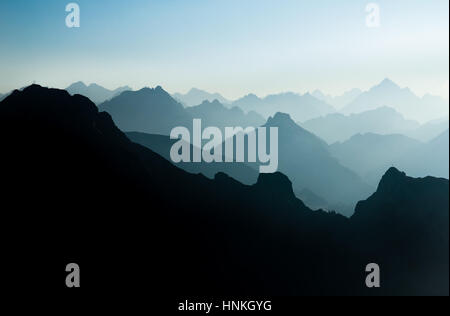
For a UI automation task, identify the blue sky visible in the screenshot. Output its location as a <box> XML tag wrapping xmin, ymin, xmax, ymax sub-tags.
<box><xmin>0</xmin><ymin>0</ymin><xmax>448</xmax><ymax>99</ymax></box>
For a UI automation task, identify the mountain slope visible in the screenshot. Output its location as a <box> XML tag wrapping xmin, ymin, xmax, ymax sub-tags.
<box><xmin>126</xmin><ymin>132</ymin><xmax>259</xmax><ymax>185</ymax></box>
<box><xmin>303</xmin><ymin>106</ymin><xmax>420</xmax><ymax>144</ymax></box>
<box><xmin>98</xmin><ymin>86</ymin><xmax>192</xmax><ymax>135</ymax></box>
<box><xmin>263</xmin><ymin>113</ymin><xmax>374</xmax><ymax>215</ymax></box>
<box><xmin>312</xmin><ymin>88</ymin><xmax>362</xmax><ymax>110</ymax></box>
<box><xmin>342</xmin><ymin>78</ymin><xmax>449</xmax><ymax>122</ymax></box>
<box><xmin>66</xmin><ymin>81</ymin><xmax>131</xmax><ymax>104</ymax></box>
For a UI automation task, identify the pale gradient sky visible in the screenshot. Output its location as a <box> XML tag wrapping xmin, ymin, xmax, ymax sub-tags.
<box><xmin>0</xmin><ymin>0</ymin><xmax>448</xmax><ymax>99</ymax></box>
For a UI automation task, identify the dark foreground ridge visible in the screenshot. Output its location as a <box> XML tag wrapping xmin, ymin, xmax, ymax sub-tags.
<box><xmin>0</xmin><ymin>85</ymin><xmax>448</xmax><ymax>296</ymax></box>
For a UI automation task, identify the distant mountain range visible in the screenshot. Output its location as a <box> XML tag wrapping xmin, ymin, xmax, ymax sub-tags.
<box><xmin>127</xmin><ymin>110</ymin><xmax>374</xmax><ymax>215</ymax></box>
<box><xmin>185</xmin><ymin>100</ymin><xmax>265</xmax><ymax>130</ymax></box>
<box><xmin>330</xmin><ymin>133</ymin><xmax>422</xmax><ymax>185</ymax></box>
<box><xmin>1</xmin><ymin>85</ymin><xmax>447</xmax><ymax>296</ymax></box>
<box><xmin>99</xmin><ymin>88</ymin><xmax>267</xmax><ymax>136</ymax></box>
<box><xmin>66</xmin><ymin>81</ymin><xmax>131</xmax><ymax>104</ymax></box>
<box><xmin>312</xmin><ymin>88</ymin><xmax>362</xmax><ymax>110</ymax></box>
<box><xmin>330</xmin><ymin>130</ymin><xmax>449</xmax><ymax>185</ymax></box>
<box><xmin>98</xmin><ymin>86</ymin><xmax>193</xmax><ymax>135</ymax></box>
<box><xmin>405</xmin><ymin>117</ymin><xmax>449</xmax><ymax>142</ymax></box>
<box><xmin>341</xmin><ymin>78</ymin><xmax>448</xmax><ymax>123</ymax></box>
<box><xmin>173</xmin><ymin>88</ymin><xmax>230</xmax><ymax>107</ymax></box>
<box><xmin>302</xmin><ymin>107</ymin><xmax>421</xmax><ymax>144</ymax></box>
<box><xmin>232</xmin><ymin>92</ymin><xmax>335</xmax><ymax>122</ymax></box>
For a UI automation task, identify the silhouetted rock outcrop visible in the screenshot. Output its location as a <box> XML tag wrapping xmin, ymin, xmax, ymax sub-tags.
<box><xmin>351</xmin><ymin>167</ymin><xmax>449</xmax><ymax>295</ymax></box>
<box><xmin>342</xmin><ymin>78</ymin><xmax>448</xmax><ymax>122</ymax></box>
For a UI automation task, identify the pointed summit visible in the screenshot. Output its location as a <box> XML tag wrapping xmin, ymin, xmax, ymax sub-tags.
<box><xmin>373</xmin><ymin>78</ymin><xmax>401</xmax><ymax>91</ymax></box>
<box><xmin>266</xmin><ymin>112</ymin><xmax>296</xmax><ymax>127</ymax></box>
<box><xmin>264</xmin><ymin>112</ymin><xmax>310</xmax><ymax>135</ymax></box>
<box><xmin>376</xmin><ymin>167</ymin><xmax>408</xmax><ymax>194</ymax></box>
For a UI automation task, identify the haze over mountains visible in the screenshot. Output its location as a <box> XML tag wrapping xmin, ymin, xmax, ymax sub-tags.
<box><xmin>105</xmin><ymin>85</ymin><xmax>375</xmax><ymax>214</ymax></box>
<box><xmin>263</xmin><ymin>113</ymin><xmax>373</xmax><ymax>215</ymax></box>
<box><xmin>127</xmin><ymin>132</ymin><xmax>259</xmax><ymax>185</ymax></box>
<box><xmin>98</xmin><ymin>86</ymin><xmax>193</xmax><ymax>135</ymax></box>
<box><xmin>232</xmin><ymin>92</ymin><xmax>335</xmax><ymax>122</ymax></box>
<box><xmin>312</xmin><ymin>88</ymin><xmax>362</xmax><ymax>110</ymax></box>
<box><xmin>1</xmin><ymin>85</ymin><xmax>448</xmax><ymax>296</ymax></box>
<box><xmin>342</xmin><ymin>78</ymin><xmax>448</xmax><ymax>123</ymax></box>
<box><xmin>66</xmin><ymin>81</ymin><xmax>131</xmax><ymax>104</ymax></box>
<box><xmin>330</xmin><ymin>130</ymin><xmax>449</xmax><ymax>186</ymax></box>
<box><xmin>173</xmin><ymin>88</ymin><xmax>230</xmax><ymax>107</ymax></box>
<box><xmin>71</xmin><ymin>81</ymin><xmax>448</xmax><ymax>216</ymax></box>
<box><xmin>303</xmin><ymin>107</ymin><xmax>421</xmax><ymax>144</ymax></box>
<box><xmin>185</xmin><ymin>100</ymin><xmax>265</xmax><ymax>130</ymax></box>
<box><xmin>63</xmin><ymin>78</ymin><xmax>448</xmax><ymax>141</ymax></box>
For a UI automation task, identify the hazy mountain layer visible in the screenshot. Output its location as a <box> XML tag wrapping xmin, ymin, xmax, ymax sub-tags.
<box><xmin>99</xmin><ymin>86</ymin><xmax>193</xmax><ymax>135</ymax></box>
<box><xmin>1</xmin><ymin>85</ymin><xmax>447</xmax><ymax>296</ymax></box>
<box><xmin>232</xmin><ymin>92</ymin><xmax>335</xmax><ymax>122</ymax></box>
<box><xmin>342</xmin><ymin>78</ymin><xmax>449</xmax><ymax>123</ymax></box>
<box><xmin>126</xmin><ymin>132</ymin><xmax>259</xmax><ymax>185</ymax></box>
<box><xmin>263</xmin><ymin>113</ymin><xmax>374</xmax><ymax>215</ymax></box>
<box><xmin>66</xmin><ymin>81</ymin><xmax>131</xmax><ymax>104</ymax></box>
<box><xmin>312</xmin><ymin>88</ymin><xmax>362</xmax><ymax>110</ymax></box>
<box><xmin>331</xmin><ymin>131</ymin><xmax>449</xmax><ymax>186</ymax></box>
<box><xmin>303</xmin><ymin>106</ymin><xmax>420</xmax><ymax>144</ymax></box>
<box><xmin>330</xmin><ymin>133</ymin><xmax>422</xmax><ymax>185</ymax></box>
<box><xmin>394</xmin><ymin>129</ymin><xmax>449</xmax><ymax>179</ymax></box>
<box><xmin>173</xmin><ymin>88</ymin><xmax>230</xmax><ymax>107</ymax></box>
<box><xmin>185</xmin><ymin>100</ymin><xmax>265</xmax><ymax>130</ymax></box>
<box><xmin>405</xmin><ymin>117</ymin><xmax>449</xmax><ymax>142</ymax></box>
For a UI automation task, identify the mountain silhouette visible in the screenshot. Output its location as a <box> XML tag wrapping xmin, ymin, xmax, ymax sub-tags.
<box><xmin>263</xmin><ymin>113</ymin><xmax>373</xmax><ymax>215</ymax></box>
<box><xmin>0</xmin><ymin>85</ymin><xmax>447</xmax><ymax>296</ymax></box>
<box><xmin>341</xmin><ymin>78</ymin><xmax>449</xmax><ymax>123</ymax></box>
<box><xmin>173</xmin><ymin>88</ymin><xmax>230</xmax><ymax>106</ymax></box>
<box><xmin>185</xmin><ymin>99</ymin><xmax>265</xmax><ymax>130</ymax></box>
<box><xmin>351</xmin><ymin>167</ymin><xmax>449</xmax><ymax>295</ymax></box>
<box><xmin>66</xmin><ymin>81</ymin><xmax>131</xmax><ymax>104</ymax></box>
<box><xmin>312</xmin><ymin>88</ymin><xmax>362</xmax><ymax>110</ymax></box>
<box><xmin>303</xmin><ymin>106</ymin><xmax>420</xmax><ymax>144</ymax></box>
<box><xmin>98</xmin><ymin>86</ymin><xmax>192</xmax><ymax>135</ymax></box>
<box><xmin>232</xmin><ymin>92</ymin><xmax>335</xmax><ymax>122</ymax></box>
